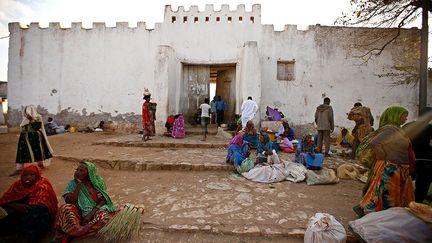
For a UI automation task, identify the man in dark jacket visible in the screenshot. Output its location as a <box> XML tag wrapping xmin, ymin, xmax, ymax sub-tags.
<box><xmin>315</xmin><ymin>97</ymin><xmax>334</xmax><ymax>156</ymax></box>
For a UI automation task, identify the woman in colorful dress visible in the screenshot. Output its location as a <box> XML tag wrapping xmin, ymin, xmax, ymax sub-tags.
<box><xmin>10</xmin><ymin>105</ymin><xmax>53</xmax><ymax>176</ymax></box>
<box><xmin>142</xmin><ymin>88</ymin><xmax>156</xmax><ymax>141</ymax></box>
<box><xmin>54</xmin><ymin>161</ymin><xmax>116</xmax><ymax>242</ymax></box>
<box><xmin>0</xmin><ymin>165</ymin><xmax>58</xmax><ymax>241</ymax></box>
<box><xmin>353</xmin><ymin>106</ymin><xmax>415</xmax><ymax>217</ymax></box>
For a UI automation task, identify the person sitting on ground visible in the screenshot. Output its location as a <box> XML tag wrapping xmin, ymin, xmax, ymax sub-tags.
<box><xmin>171</xmin><ymin>114</ymin><xmax>185</xmax><ymax>139</ymax></box>
<box><xmin>164</xmin><ymin>114</ymin><xmax>182</xmax><ymax>137</ymax></box>
<box><xmin>295</xmin><ymin>135</ymin><xmax>324</xmax><ymax>170</ymax></box>
<box><xmin>0</xmin><ymin>165</ymin><xmax>58</xmax><ymax>241</ymax></box>
<box><xmin>335</xmin><ymin>128</ymin><xmax>354</xmax><ymax>148</ymax></box>
<box><xmin>55</xmin><ymin>161</ymin><xmax>117</xmax><ymax>242</ymax></box>
<box><xmin>242</xmin><ymin>120</ymin><xmax>259</xmax><ymax>149</ymax></box>
<box><xmin>256</xmin><ymin>133</ymin><xmax>280</xmax><ymax>164</ymax></box>
<box><xmin>45</xmin><ymin>117</ymin><xmax>68</xmax><ymax>135</ymax></box>
<box><xmin>10</xmin><ymin>105</ymin><xmax>54</xmax><ymax>176</ymax></box>
<box><xmin>226</xmin><ymin>135</ymin><xmax>251</xmax><ymax>167</ymax></box>
<box><xmin>276</xmin><ymin>119</ymin><xmax>296</xmax><ymax>141</ymax></box>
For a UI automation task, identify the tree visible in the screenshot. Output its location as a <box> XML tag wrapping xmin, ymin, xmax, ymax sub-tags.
<box><xmin>336</xmin><ymin>0</ymin><xmax>430</xmax><ymax>113</ymax></box>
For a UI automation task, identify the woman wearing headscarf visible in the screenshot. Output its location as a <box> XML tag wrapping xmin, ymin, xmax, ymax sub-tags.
<box><xmin>353</xmin><ymin>106</ymin><xmax>415</xmax><ymax>217</ymax></box>
<box><xmin>55</xmin><ymin>161</ymin><xmax>117</xmax><ymax>242</ymax></box>
<box><xmin>10</xmin><ymin>105</ymin><xmax>54</xmax><ymax>176</ymax></box>
<box><xmin>226</xmin><ymin>135</ymin><xmax>250</xmax><ymax>167</ymax></box>
<box><xmin>294</xmin><ymin>134</ymin><xmax>324</xmax><ymax>169</ymax></box>
<box><xmin>242</xmin><ymin>120</ymin><xmax>259</xmax><ymax>149</ymax></box>
<box><xmin>142</xmin><ymin>88</ymin><xmax>157</xmax><ymax>142</ymax></box>
<box><xmin>0</xmin><ymin>165</ymin><xmax>58</xmax><ymax>241</ymax></box>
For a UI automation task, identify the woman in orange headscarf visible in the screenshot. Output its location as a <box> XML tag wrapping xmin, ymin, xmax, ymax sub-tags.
<box><xmin>0</xmin><ymin>165</ymin><xmax>58</xmax><ymax>241</ymax></box>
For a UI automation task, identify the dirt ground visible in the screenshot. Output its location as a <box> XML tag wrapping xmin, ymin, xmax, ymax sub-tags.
<box><xmin>0</xmin><ymin>132</ymin><xmax>364</xmax><ymax>242</ymax></box>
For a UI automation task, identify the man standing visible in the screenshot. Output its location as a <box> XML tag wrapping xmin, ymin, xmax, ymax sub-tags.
<box><xmin>315</xmin><ymin>97</ymin><xmax>334</xmax><ymax>156</ymax></box>
<box><xmin>241</xmin><ymin>96</ymin><xmax>258</xmax><ymax>129</ymax></box>
<box><xmin>210</xmin><ymin>96</ymin><xmax>217</xmax><ymax>124</ymax></box>
<box><xmin>216</xmin><ymin>96</ymin><xmax>226</xmax><ymax>126</ymax></box>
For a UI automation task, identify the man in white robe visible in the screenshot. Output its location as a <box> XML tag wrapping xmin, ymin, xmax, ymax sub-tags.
<box><xmin>241</xmin><ymin>96</ymin><xmax>258</xmax><ymax>128</ymax></box>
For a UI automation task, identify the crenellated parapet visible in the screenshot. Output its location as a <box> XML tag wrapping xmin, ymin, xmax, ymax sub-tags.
<box><xmin>164</xmin><ymin>4</ymin><xmax>261</xmax><ymax>25</ymax></box>
<box><xmin>8</xmin><ymin>21</ymin><xmax>153</xmax><ymax>32</ymax></box>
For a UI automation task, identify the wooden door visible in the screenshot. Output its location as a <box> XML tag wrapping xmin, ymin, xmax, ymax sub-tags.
<box><xmin>183</xmin><ymin>65</ymin><xmax>210</xmax><ymax>125</ymax></box>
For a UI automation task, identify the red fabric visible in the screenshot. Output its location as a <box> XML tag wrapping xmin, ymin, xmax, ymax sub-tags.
<box><xmin>142</xmin><ymin>101</ymin><xmax>149</xmax><ymax>129</ymax></box>
<box><xmin>0</xmin><ymin>165</ymin><xmax>58</xmax><ymax>217</ymax></box>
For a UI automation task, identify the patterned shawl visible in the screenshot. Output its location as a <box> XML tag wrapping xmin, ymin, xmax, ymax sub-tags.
<box><xmin>0</xmin><ymin>165</ymin><xmax>58</xmax><ymax>217</ymax></box>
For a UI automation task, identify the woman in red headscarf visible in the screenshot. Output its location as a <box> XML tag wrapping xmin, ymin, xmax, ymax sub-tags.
<box><xmin>142</xmin><ymin>88</ymin><xmax>157</xmax><ymax>141</ymax></box>
<box><xmin>0</xmin><ymin>165</ymin><xmax>58</xmax><ymax>241</ymax></box>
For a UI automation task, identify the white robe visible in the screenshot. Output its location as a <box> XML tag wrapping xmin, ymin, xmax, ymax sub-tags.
<box><xmin>241</xmin><ymin>100</ymin><xmax>258</xmax><ymax>128</ymax></box>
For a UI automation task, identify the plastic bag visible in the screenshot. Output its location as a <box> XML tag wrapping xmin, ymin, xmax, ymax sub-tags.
<box><xmin>306</xmin><ymin>168</ymin><xmax>339</xmax><ymax>185</ymax></box>
<box><xmin>284</xmin><ymin>161</ymin><xmax>307</xmax><ymax>183</ymax></box>
<box><xmin>304</xmin><ymin>213</ymin><xmax>346</xmax><ymax>243</ymax></box>
<box><xmin>236</xmin><ymin>158</ymin><xmax>254</xmax><ymax>174</ymax></box>
<box><xmin>336</xmin><ymin>164</ymin><xmax>359</xmax><ymax>180</ymax></box>
<box><xmin>349</xmin><ymin>207</ymin><xmax>432</xmax><ymax>243</ymax></box>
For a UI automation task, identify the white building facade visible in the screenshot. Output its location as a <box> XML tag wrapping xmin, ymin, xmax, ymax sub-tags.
<box><xmin>7</xmin><ymin>4</ymin><xmax>430</xmax><ymax>133</ymax></box>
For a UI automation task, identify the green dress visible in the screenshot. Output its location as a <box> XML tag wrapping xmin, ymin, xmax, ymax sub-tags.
<box><xmin>16</xmin><ymin>121</ymin><xmax>52</xmax><ymax>164</ymax></box>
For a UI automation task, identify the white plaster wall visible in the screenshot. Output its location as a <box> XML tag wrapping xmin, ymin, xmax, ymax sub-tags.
<box><xmin>7</xmin><ymin>4</ymin><xmax>429</xmax><ymax>130</ymax></box>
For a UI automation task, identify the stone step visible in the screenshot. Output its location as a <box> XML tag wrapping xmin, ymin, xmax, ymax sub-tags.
<box><xmin>93</xmin><ymin>134</ymin><xmax>229</xmax><ymax>149</ymax></box>
<box><xmin>55</xmin><ymin>155</ymin><xmax>234</xmax><ymax>172</ymax></box>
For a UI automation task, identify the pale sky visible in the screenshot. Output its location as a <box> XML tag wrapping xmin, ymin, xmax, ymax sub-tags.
<box><xmin>0</xmin><ymin>0</ymin><xmax>424</xmax><ymax>81</ymax></box>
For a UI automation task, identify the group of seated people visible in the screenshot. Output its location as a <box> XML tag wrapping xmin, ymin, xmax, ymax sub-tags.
<box><xmin>0</xmin><ymin>161</ymin><xmax>123</xmax><ymax>242</ymax></box>
<box><xmin>45</xmin><ymin>117</ymin><xmax>71</xmax><ymax>136</ymax></box>
<box><xmin>227</xmin><ymin>119</ymin><xmax>325</xmax><ymax>173</ymax></box>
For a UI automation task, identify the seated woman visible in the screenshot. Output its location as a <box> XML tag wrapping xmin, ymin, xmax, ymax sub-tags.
<box><xmin>0</xmin><ymin>165</ymin><xmax>58</xmax><ymax>241</ymax></box>
<box><xmin>295</xmin><ymin>135</ymin><xmax>324</xmax><ymax>170</ymax></box>
<box><xmin>242</xmin><ymin>121</ymin><xmax>259</xmax><ymax>149</ymax></box>
<box><xmin>335</xmin><ymin>128</ymin><xmax>354</xmax><ymax>148</ymax></box>
<box><xmin>226</xmin><ymin>135</ymin><xmax>250</xmax><ymax>167</ymax></box>
<box><xmin>256</xmin><ymin>133</ymin><xmax>280</xmax><ymax>164</ymax></box>
<box><xmin>276</xmin><ymin>119</ymin><xmax>296</xmax><ymax>141</ymax></box>
<box><xmin>55</xmin><ymin>161</ymin><xmax>117</xmax><ymax>242</ymax></box>
<box><xmin>171</xmin><ymin>114</ymin><xmax>185</xmax><ymax>139</ymax></box>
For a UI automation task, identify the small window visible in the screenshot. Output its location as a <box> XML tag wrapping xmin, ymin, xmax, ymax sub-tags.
<box><xmin>194</xmin><ymin>17</ymin><xmax>198</xmax><ymax>23</ymax></box>
<box><xmin>205</xmin><ymin>17</ymin><xmax>209</xmax><ymax>23</ymax></box>
<box><xmin>239</xmin><ymin>16</ymin><xmax>243</xmax><ymax>23</ymax></box>
<box><xmin>277</xmin><ymin>61</ymin><xmax>295</xmax><ymax>81</ymax></box>
<box><xmin>183</xmin><ymin>16</ymin><xmax>187</xmax><ymax>23</ymax></box>
<box><xmin>172</xmin><ymin>16</ymin><xmax>176</xmax><ymax>23</ymax></box>
<box><xmin>227</xmin><ymin>17</ymin><xmax>232</xmax><ymax>23</ymax></box>
<box><xmin>250</xmin><ymin>16</ymin><xmax>254</xmax><ymax>23</ymax></box>
<box><xmin>216</xmin><ymin>17</ymin><xmax>220</xmax><ymax>23</ymax></box>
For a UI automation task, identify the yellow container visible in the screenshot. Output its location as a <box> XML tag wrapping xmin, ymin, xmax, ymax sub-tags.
<box><xmin>70</xmin><ymin>127</ymin><xmax>77</xmax><ymax>133</ymax></box>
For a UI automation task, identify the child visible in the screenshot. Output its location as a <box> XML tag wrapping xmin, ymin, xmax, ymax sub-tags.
<box><xmin>199</xmin><ymin>98</ymin><xmax>211</xmax><ymax>141</ymax></box>
<box><xmin>335</xmin><ymin>128</ymin><xmax>353</xmax><ymax>148</ymax></box>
